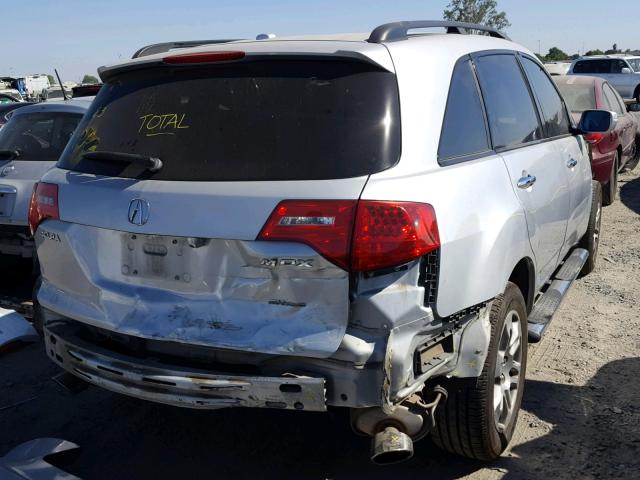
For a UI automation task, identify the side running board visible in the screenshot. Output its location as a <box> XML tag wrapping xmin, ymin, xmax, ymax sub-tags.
<box><xmin>527</xmin><ymin>248</ymin><xmax>588</xmax><ymax>343</ymax></box>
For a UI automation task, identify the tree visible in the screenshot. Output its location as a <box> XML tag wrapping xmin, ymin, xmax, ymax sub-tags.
<box><xmin>82</xmin><ymin>74</ymin><xmax>99</xmax><ymax>84</ymax></box>
<box><xmin>47</xmin><ymin>74</ymin><xmax>55</xmax><ymax>85</ymax></box>
<box><xmin>443</xmin><ymin>0</ymin><xmax>510</xmax><ymax>31</ymax></box>
<box><xmin>544</xmin><ymin>47</ymin><xmax>570</xmax><ymax>62</ymax></box>
<box><xmin>605</xmin><ymin>43</ymin><xmax>620</xmax><ymax>55</ymax></box>
<box><xmin>585</xmin><ymin>49</ymin><xmax>604</xmax><ymax>57</ymax></box>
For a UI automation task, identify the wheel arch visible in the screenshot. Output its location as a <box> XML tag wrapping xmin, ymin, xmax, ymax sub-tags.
<box><xmin>508</xmin><ymin>257</ymin><xmax>535</xmax><ymax>314</ymax></box>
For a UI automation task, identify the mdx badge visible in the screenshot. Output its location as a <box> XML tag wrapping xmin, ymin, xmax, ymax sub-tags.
<box><xmin>128</xmin><ymin>198</ymin><xmax>150</xmax><ymax>226</ymax></box>
<box><xmin>261</xmin><ymin>258</ymin><xmax>314</xmax><ymax>268</ymax></box>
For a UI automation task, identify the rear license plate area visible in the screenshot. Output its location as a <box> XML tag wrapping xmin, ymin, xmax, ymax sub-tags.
<box><xmin>0</xmin><ymin>190</ymin><xmax>15</xmax><ymax>217</ymax></box>
<box><xmin>121</xmin><ymin>233</ymin><xmax>199</xmax><ymax>282</ymax></box>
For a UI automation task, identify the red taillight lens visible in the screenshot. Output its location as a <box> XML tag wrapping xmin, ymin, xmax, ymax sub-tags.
<box><xmin>352</xmin><ymin>201</ymin><xmax>440</xmax><ymax>272</ymax></box>
<box><xmin>257</xmin><ymin>200</ymin><xmax>440</xmax><ymax>272</ymax></box>
<box><xmin>584</xmin><ymin>132</ymin><xmax>605</xmax><ymax>145</ymax></box>
<box><xmin>163</xmin><ymin>51</ymin><xmax>245</xmax><ymax>64</ymax></box>
<box><xmin>28</xmin><ymin>182</ymin><xmax>59</xmax><ymax>235</ymax></box>
<box><xmin>257</xmin><ymin>200</ymin><xmax>357</xmax><ymax>271</ymax></box>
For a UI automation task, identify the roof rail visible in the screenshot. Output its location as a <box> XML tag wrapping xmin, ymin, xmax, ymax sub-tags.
<box><xmin>132</xmin><ymin>39</ymin><xmax>243</xmax><ymax>59</ymax></box>
<box><xmin>367</xmin><ymin>20</ymin><xmax>510</xmax><ymax>43</ymax></box>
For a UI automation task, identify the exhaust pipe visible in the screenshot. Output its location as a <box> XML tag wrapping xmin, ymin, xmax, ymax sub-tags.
<box><xmin>371</xmin><ymin>426</ymin><xmax>414</xmax><ymax>465</ymax></box>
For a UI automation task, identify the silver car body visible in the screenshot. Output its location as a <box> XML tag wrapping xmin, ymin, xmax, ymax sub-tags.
<box><xmin>35</xmin><ymin>33</ymin><xmax>592</xmax><ymax>411</ymax></box>
<box><xmin>0</xmin><ymin>99</ymin><xmax>91</xmax><ymax>256</ymax></box>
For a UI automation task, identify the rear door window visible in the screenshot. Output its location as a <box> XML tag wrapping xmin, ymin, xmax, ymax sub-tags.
<box><xmin>602</xmin><ymin>83</ymin><xmax>625</xmax><ymax>115</ymax></box>
<box><xmin>521</xmin><ymin>57</ymin><xmax>571</xmax><ymax>138</ymax></box>
<box><xmin>0</xmin><ymin>112</ymin><xmax>82</xmax><ymax>161</ymax></box>
<box><xmin>573</xmin><ymin>60</ymin><xmax>612</xmax><ymax>74</ymax></box>
<box><xmin>438</xmin><ymin>59</ymin><xmax>491</xmax><ymax>162</ymax></box>
<box><xmin>474</xmin><ymin>54</ymin><xmax>543</xmax><ymax>150</ymax></box>
<box><xmin>57</xmin><ymin>59</ymin><xmax>401</xmax><ymax>181</ymax></box>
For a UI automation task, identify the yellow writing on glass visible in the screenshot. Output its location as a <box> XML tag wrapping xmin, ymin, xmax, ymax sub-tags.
<box><xmin>138</xmin><ymin>113</ymin><xmax>190</xmax><ymax>137</ymax></box>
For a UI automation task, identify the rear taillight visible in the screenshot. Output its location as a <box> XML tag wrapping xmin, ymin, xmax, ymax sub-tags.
<box><xmin>258</xmin><ymin>200</ymin><xmax>357</xmax><ymax>271</ymax></box>
<box><xmin>28</xmin><ymin>182</ymin><xmax>59</xmax><ymax>235</ymax></box>
<box><xmin>351</xmin><ymin>201</ymin><xmax>440</xmax><ymax>272</ymax></box>
<box><xmin>163</xmin><ymin>51</ymin><xmax>245</xmax><ymax>64</ymax></box>
<box><xmin>257</xmin><ymin>200</ymin><xmax>440</xmax><ymax>272</ymax></box>
<box><xmin>584</xmin><ymin>132</ymin><xmax>605</xmax><ymax>145</ymax></box>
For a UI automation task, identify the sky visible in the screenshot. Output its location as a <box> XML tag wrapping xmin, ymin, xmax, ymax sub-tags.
<box><xmin>4</xmin><ymin>0</ymin><xmax>639</xmax><ymax>82</ymax></box>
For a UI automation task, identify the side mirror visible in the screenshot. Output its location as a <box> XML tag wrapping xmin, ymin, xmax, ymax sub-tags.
<box><xmin>578</xmin><ymin>110</ymin><xmax>617</xmax><ymax>134</ymax></box>
<box><xmin>621</xmin><ymin>67</ymin><xmax>633</xmax><ymax>74</ymax></box>
<box><xmin>628</xmin><ymin>103</ymin><xmax>640</xmax><ymax>113</ymax></box>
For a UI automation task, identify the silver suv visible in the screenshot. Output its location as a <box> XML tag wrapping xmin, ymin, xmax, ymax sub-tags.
<box><xmin>569</xmin><ymin>55</ymin><xmax>640</xmax><ymax>102</ymax></box>
<box><xmin>32</xmin><ymin>21</ymin><xmax>612</xmax><ymax>464</ymax></box>
<box><xmin>0</xmin><ymin>99</ymin><xmax>90</xmax><ymax>260</ymax></box>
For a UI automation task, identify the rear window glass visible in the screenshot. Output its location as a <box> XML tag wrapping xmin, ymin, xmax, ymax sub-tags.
<box><xmin>556</xmin><ymin>83</ymin><xmax>596</xmax><ymax>113</ymax></box>
<box><xmin>572</xmin><ymin>60</ymin><xmax>611</xmax><ymax>74</ymax></box>
<box><xmin>58</xmin><ymin>60</ymin><xmax>401</xmax><ymax>181</ymax></box>
<box><xmin>0</xmin><ymin>112</ymin><xmax>82</xmax><ymax>161</ymax></box>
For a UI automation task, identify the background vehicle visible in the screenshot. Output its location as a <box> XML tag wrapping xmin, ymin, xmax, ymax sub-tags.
<box><xmin>569</xmin><ymin>55</ymin><xmax>640</xmax><ymax>102</ymax></box>
<box><xmin>555</xmin><ymin>75</ymin><xmax>639</xmax><ymax>205</ymax></box>
<box><xmin>0</xmin><ymin>99</ymin><xmax>90</xmax><ymax>260</ymax></box>
<box><xmin>40</xmin><ymin>86</ymin><xmax>72</xmax><ymax>102</ymax></box>
<box><xmin>71</xmin><ymin>83</ymin><xmax>103</xmax><ymax>98</ymax></box>
<box><xmin>31</xmin><ymin>22</ymin><xmax>611</xmax><ymax>465</ymax></box>
<box><xmin>0</xmin><ymin>102</ymin><xmax>35</xmax><ymax>129</ymax></box>
<box><xmin>544</xmin><ymin>61</ymin><xmax>571</xmax><ymax>76</ymax></box>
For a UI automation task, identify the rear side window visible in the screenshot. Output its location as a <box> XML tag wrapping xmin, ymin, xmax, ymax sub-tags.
<box><xmin>57</xmin><ymin>60</ymin><xmax>401</xmax><ymax>181</ymax></box>
<box><xmin>438</xmin><ymin>60</ymin><xmax>490</xmax><ymax>162</ymax></box>
<box><xmin>602</xmin><ymin>83</ymin><xmax>625</xmax><ymax>115</ymax></box>
<box><xmin>573</xmin><ymin>60</ymin><xmax>612</xmax><ymax>74</ymax></box>
<box><xmin>521</xmin><ymin>57</ymin><xmax>571</xmax><ymax>138</ymax></box>
<box><xmin>0</xmin><ymin>112</ymin><xmax>82</xmax><ymax>162</ymax></box>
<box><xmin>474</xmin><ymin>54</ymin><xmax>543</xmax><ymax>150</ymax></box>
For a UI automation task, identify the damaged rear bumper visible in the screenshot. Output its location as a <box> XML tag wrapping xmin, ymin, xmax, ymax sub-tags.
<box><xmin>45</xmin><ymin>322</ymin><xmax>327</xmax><ymax>411</ymax></box>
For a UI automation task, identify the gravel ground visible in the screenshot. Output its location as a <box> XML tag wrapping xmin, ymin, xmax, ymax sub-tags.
<box><xmin>1</xmin><ymin>169</ymin><xmax>639</xmax><ymax>480</ymax></box>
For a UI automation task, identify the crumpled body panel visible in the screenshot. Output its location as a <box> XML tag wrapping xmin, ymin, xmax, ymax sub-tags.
<box><xmin>36</xmin><ymin>220</ymin><xmax>349</xmax><ymax>358</ymax></box>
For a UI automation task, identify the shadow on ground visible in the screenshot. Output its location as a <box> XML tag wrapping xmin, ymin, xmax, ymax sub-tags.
<box><xmin>620</xmin><ymin>171</ymin><xmax>640</xmax><ymax>215</ymax></box>
<box><xmin>488</xmin><ymin>357</ymin><xmax>640</xmax><ymax>479</ymax></box>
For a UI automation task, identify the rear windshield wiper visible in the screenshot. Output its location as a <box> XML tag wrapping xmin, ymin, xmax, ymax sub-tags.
<box><xmin>0</xmin><ymin>149</ymin><xmax>21</xmax><ymax>160</ymax></box>
<box><xmin>82</xmin><ymin>151</ymin><xmax>163</xmax><ymax>172</ymax></box>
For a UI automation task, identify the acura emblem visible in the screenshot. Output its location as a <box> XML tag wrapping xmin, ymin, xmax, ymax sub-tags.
<box><xmin>128</xmin><ymin>198</ymin><xmax>150</xmax><ymax>226</ymax></box>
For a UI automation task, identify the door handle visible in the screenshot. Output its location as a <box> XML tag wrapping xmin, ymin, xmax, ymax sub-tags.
<box><xmin>517</xmin><ymin>174</ymin><xmax>537</xmax><ymax>189</ymax></box>
<box><xmin>567</xmin><ymin>158</ymin><xmax>578</xmax><ymax>168</ymax></box>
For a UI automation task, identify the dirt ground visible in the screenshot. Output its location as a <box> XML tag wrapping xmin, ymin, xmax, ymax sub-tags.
<box><xmin>1</xmin><ymin>170</ymin><xmax>639</xmax><ymax>480</ymax></box>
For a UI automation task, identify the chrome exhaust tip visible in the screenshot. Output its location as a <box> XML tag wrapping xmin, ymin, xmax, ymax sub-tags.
<box><xmin>371</xmin><ymin>426</ymin><xmax>414</xmax><ymax>465</ymax></box>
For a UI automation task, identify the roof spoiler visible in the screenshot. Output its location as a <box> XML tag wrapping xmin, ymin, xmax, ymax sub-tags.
<box><xmin>367</xmin><ymin>20</ymin><xmax>510</xmax><ymax>43</ymax></box>
<box><xmin>132</xmin><ymin>39</ymin><xmax>243</xmax><ymax>59</ymax></box>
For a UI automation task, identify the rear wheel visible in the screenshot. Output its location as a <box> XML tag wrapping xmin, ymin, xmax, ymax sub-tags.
<box><xmin>431</xmin><ymin>282</ymin><xmax>528</xmax><ymax>460</ymax></box>
<box><xmin>602</xmin><ymin>153</ymin><xmax>618</xmax><ymax>206</ymax></box>
<box><xmin>579</xmin><ymin>181</ymin><xmax>602</xmax><ymax>277</ymax></box>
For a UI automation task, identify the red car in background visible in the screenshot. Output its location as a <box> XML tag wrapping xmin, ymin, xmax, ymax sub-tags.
<box><xmin>555</xmin><ymin>75</ymin><xmax>639</xmax><ymax>205</ymax></box>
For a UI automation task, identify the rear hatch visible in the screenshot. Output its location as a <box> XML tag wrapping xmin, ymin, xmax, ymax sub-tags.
<box><xmin>35</xmin><ymin>49</ymin><xmax>401</xmax><ymax>358</ymax></box>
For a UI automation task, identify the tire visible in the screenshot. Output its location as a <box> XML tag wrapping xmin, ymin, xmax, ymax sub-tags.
<box><xmin>32</xmin><ymin>276</ymin><xmax>44</xmax><ymax>336</ymax></box>
<box><xmin>602</xmin><ymin>153</ymin><xmax>618</xmax><ymax>206</ymax></box>
<box><xmin>431</xmin><ymin>282</ymin><xmax>528</xmax><ymax>460</ymax></box>
<box><xmin>623</xmin><ymin>134</ymin><xmax>640</xmax><ymax>172</ymax></box>
<box><xmin>578</xmin><ymin>181</ymin><xmax>602</xmax><ymax>277</ymax></box>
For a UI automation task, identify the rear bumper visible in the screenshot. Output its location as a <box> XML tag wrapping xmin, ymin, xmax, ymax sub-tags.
<box><xmin>45</xmin><ymin>321</ymin><xmax>327</xmax><ymax>411</ymax></box>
